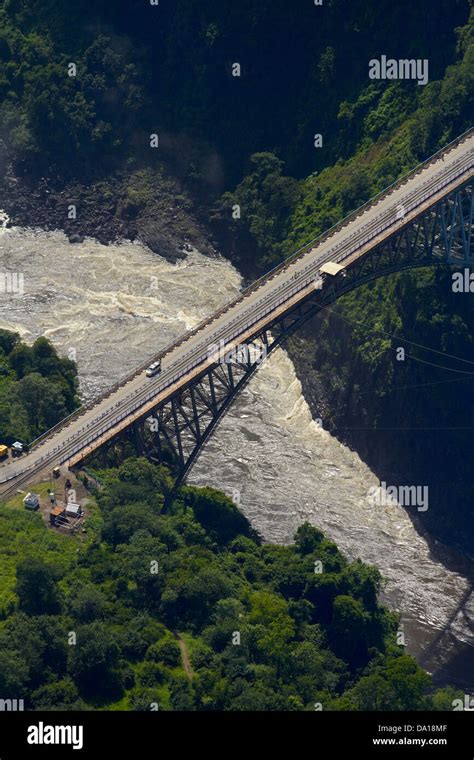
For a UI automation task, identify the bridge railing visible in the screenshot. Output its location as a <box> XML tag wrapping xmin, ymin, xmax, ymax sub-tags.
<box><xmin>244</xmin><ymin>127</ymin><xmax>474</xmax><ymax>282</ymax></box>
<box><xmin>4</xmin><ymin>151</ymin><xmax>471</xmax><ymax>484</ymax></box>
<box><xmin>53</xmin><ymin>155</ymin><xmax>474</xmax><ymax>465</ymax></box>
<box><xmin>25</xmin><ymin>127</ymin><xmax>474</xmax><ymax>455</ymax></box>
<box><xmin>109</xmin><ymin>127</ymin><xmax>474</xmax><ymax>381</ymax></box>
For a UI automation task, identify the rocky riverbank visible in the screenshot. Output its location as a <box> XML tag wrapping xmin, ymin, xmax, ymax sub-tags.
<box><xmin>0</xmin><ymin>163</ymin><xmax>218</xmax><ymax>264</ymax></box>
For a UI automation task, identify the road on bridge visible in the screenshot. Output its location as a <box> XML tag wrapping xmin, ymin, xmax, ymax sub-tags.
<box><xmin>1</xmin><ymin>130</ymin><xmax>473</xmax><ymax>498</ymax></box>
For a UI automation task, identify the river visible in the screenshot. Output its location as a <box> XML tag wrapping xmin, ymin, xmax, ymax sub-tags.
<box><xmin>0</xmin><ymin>225</ymin><xmax>472</xmax><ymax>692</ymax></box>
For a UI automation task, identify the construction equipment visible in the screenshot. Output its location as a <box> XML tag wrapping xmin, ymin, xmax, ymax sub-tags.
<box><xmin>11</xmin><ymin>441</ymin><xmax>25</xmax><ymax>458</ymax></box>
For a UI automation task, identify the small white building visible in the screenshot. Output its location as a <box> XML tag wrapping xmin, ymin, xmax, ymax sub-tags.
<box><xmin>65</xmin><ymin>502</ymin><xmax>82</xmax><ymax>518</ymax></box>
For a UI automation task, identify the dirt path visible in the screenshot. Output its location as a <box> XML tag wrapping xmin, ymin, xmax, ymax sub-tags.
<box><xmin>174</xmin><ymin>632</ymin><xmax>194</xmax><ymax>680</ymax></box>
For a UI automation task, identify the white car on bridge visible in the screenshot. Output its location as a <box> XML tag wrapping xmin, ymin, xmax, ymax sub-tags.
<box><xmin>146</xmin><ymin>360</ymin><xmax>162</xmax><ymax>378</ymax></box>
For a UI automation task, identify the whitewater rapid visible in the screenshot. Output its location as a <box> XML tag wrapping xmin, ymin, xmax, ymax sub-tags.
<box><xmin>0</xmin><ymin>226</ymin><xmax>472</xmax><ymax>690</ymax></box>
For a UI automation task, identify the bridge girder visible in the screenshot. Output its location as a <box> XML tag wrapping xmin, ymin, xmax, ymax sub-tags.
<box><xmin>332</xmin><ymin>177</ymin><xmax>474</xmax><ymax>299</ymax></box>
<box><xmin>82</xmin><ymin>177</ymin><xmax>473</xmax><ymax>485</ymax></box>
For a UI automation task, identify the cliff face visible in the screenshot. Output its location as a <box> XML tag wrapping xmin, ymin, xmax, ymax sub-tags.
<box><xmin>285</xmin><ymin>270</ymin><xmax>474</xmax><ymax>557</ymax></box>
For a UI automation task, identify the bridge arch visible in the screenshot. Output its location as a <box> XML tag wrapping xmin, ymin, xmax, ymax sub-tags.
<box><xmin>86</xmin><ymin>177</ymin><xmax>473</xmax><ymax>485</ymax></box>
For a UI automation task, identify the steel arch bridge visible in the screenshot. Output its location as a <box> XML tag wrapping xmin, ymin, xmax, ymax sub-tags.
<box><xmin>0</xmin><ymin>130</ymin><xmax>472</xmax><ymax>499</ymax></box>
<box><xmin>91</xmin><ymin>174</ymin><xmax>473</xmax><ymax>486</ymax></box>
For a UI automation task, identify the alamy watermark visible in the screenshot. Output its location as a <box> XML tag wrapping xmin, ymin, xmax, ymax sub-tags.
<box><xmin>0</xmin><ymin>698</ymin><xmax>24</xmax><ymax>711</ymax></box>
<box><xmin>27</xmin><ymin>722</ymin><xmax>83</xmax><ymax>750</ymax></box>
<box><xmin>207</xmin><ymin>338</ymin><xmax>267</xmax><ymax>367</ymax></box>
<box><xmin>452</xmin><ymin>268</ymin><xmax>474</xmax><ymax>293</ymax></box>
<box><xmin>0</xmin><ymin>272</ymin><xmax>24</xmax><ymax>295</ymax></box>
<box><xmin>367</xmin><ymin>481</ymin><xmax>429</xmax><ymax>512</ymax></box>
<box><xmin>452</xmin><ymin>694</ymin><xmax>474</xmax><ymax>711</ymax></box>
<box><xmin>369</xmin><ymin>55</ymin><xmax>429</xmax><ymax>86</ymax></box>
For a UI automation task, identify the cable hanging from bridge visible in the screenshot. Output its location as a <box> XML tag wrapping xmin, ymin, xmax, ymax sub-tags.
<box><xmin>395</xmin><ymin>351</ymin><xmax>474</xmax><ymax>375</ymax></box>
<box><xmin>320</xmin><ymin>303</ymin><xmax>474</xmax><ymax>372</ymax></box>
<box><xmin>349</xmin><ymin>369</ymin><xmax>474</xmax><ymax>398</ymax></box>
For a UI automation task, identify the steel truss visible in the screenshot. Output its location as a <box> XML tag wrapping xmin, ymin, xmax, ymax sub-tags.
<box><xmin>85</xmin><ymin>178</ymin><xmax>473</xmax><ymax>485</ymax></box>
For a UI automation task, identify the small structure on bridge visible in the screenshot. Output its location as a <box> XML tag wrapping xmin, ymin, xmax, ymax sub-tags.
<box><xmin>319</xmin><ymin>261</ymin><xmax>347</xmax><ymax>277</ymax></box>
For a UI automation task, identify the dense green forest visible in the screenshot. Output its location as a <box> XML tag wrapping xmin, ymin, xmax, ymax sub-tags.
<box><xmin>0</xmin><ymin>457</ymin><xmax>462</xmax><ymax>710</ymax></box>
<box><xmin>0</xmin><ymin>0</ymin><xmax>469</xmax><ymax>184</ymax></box>
<box><xmin>0</xmin><ymin>330</ymin><xmax>78</xmax><ymax>444</ymax></box>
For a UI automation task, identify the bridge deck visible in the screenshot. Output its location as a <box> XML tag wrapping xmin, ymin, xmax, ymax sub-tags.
<box><xmin>1</xmin><ymin>130</ymin><xmax>473</xmax><ymax>496</ymax></box>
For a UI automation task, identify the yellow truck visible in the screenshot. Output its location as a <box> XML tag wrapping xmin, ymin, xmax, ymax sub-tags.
<box><xmin>0</xmin><ymin>444</ymin><xmax>8</xmax><ymax>460</ymax></box>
